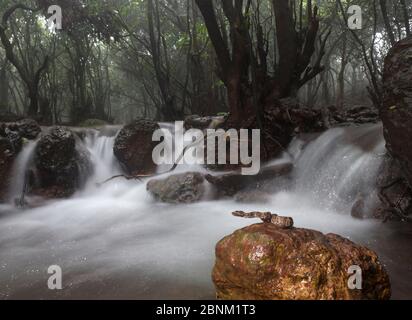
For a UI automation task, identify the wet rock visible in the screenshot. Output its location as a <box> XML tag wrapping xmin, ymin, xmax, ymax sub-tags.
<box><xmin>1</xmin><ymin>119</ymin><xmax>41</xmax><ymax>140</ymax></box>
<box><xmin>381</xmin><ymin>36</ymin><xmax>412</xmax><ymax>187</ymax></box>
<box><xmin>287</xmin><ymin>108</ymin><xmax>326</xmax><ymax>133</ymax></box>
<box><xmin>2</xmin><ymin>130</ymin><xmax>22</xmax><ymax>152</ymax></box>
<box><xmin>114</xmin><ymin>119</ymin><xmax>160</xmax><ymax>176</ymax></box>
<box><xmin>30</xmin><ymin>127</ymin><xmax>92</xmax><ymax>198</ymax></box>
<box><xmin>327</xmin><ymin>105</ymin><xmax>379</xmax><ymax>127</ymax></box>
<box><xmin>351</xmin><ymin>198</ymin><xmax>366</xmax><ymax>220</ymax></box>
<box><xmin>213</xmin><ymin>223</ymin><xmax>391</xmax><ymax>300</ymax></box>
<box><xmin>9</xmin><ymin>119</ymin><xmax>41</xmax><ymax>140</ymax></box>
<box><xmin>374</xmin><ymin>155</ymin><xmax>412</xmax><ymax>220</ymax></box>
<box><xmin>206</xmin><ymin>162</ymin><xmax>293</xmax><ymax>198</ymax></box>
<box><xmin>147</xmin><ymin>172</ymin><xmax>205</xmax><ymax>204</ymax></box>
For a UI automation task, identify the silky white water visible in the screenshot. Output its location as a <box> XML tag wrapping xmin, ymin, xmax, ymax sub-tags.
<box><xmin>0</xmin><ymin>123</ymin><xmax>411</xmax><ymax>299</ymax></box>
<box><xmin>7</xmin><ymin>139</ymin><xmax>39</xmax><ymax>203</ymax></box>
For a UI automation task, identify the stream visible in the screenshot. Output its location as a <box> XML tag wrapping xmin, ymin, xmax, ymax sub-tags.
<box><xmin>0</xmin><ymin>123</ymin><xmax>411</xmax><ymax>299</ymax></box>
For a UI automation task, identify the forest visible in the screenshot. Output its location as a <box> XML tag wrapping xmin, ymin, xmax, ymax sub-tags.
<box><xmin>0</xmin><ymin>0</ymin><xmax>412</xmax><ymax>301</ymax></box>
<box><xmin>0</xmin><ymin>0</ymin><xmax>406</xmax><ymax>124</ymax></box>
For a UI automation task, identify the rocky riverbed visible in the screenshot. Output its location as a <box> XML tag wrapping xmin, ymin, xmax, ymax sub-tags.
<box><xmin>0</xmin><ymin>119</ymin><xmax>411</xmax><ymax>300</ymax></box>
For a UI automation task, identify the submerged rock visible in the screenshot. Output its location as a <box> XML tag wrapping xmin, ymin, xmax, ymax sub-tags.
<box><xmin>114</xmin><ymin>119</ymin><xmax>160</xmax><ymax>176</ymax></box>
<box><xmin>213</xmin><ymin>223</ymin><xmax>391</xmax><ymax>300</ymax></box>
<box><xmin>234</xmin><ymin>190</ymin><xmax>271</xmax><ymax>203</ymax></box>
<box><xmin>147</xmin><ymin>172</ymin><xmax>205</xmax><ymax>204</ymax></box>
<box><xmin>381</xmin><ymin>36</ymin><xmax>412</xmax><ymax>187</ymax></box>
<box><xmin>31</xmin><ymin>127</ymin><xmax>92</xmax><ymax>198</ymax></box>
<box><xmin>351</xmin><ymin>197</ymin><xmax>366</xmax><ymax>220</ymax></box>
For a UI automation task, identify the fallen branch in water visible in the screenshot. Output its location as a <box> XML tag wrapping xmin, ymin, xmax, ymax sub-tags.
<box><xmin>232</xmin><ymin>211</ymin><xmax>294</xmax><ymax>229</ymax></box>
<box><xmin>96</xmin><ymin>174</ymin><xmax>145</xmax><ymax>186</ymax></box>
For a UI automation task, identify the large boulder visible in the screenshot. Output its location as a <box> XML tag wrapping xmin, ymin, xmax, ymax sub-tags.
<box><xmin>213</xmin><ymin>223</ymin><xmax>391</xmax><ymax>300</ymax></box>
<box><xmin>114</xmin><ymin>119</ymin><xmax>160</xmax><ymax>176</ymax></box>
<box><xmin>381</xmin><ymin>36</ymin><xmax>412</xmax><ymax>187</ymax></box>
<box><xmin>30</xmin><ymin>127</ymin><xmax>92</xmax><ymax>198</ymax></box>
<box><xmin>147</xmin><ymin>172</ymin><xmax>205</xmax><ymax>204</ymax></box>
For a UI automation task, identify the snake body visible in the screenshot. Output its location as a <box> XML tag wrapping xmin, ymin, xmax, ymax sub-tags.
<box><xmin>232</xmin><ymin>211</ymin><xmax>294</xmax><ymax>229</ymax></box>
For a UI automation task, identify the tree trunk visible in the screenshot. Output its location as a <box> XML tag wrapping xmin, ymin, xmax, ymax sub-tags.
<box><xmin>336</xmin><ymin>33</ymin><xmax>348</xmax><ymax>108</ymax></box>
<box><xmin>0</xmin><ymin>59</ymin><xmax>9</xmax><ymax>112</ymax></box>
<box><xmin>0</xmin><ymin>5</ymin><xmax>49</xmax><ymax>119</ymax></box>
<box><xmin>27</xmin><ymin>84</ymin><xmax>39</xmax><ymax>116</ymax></box>
<box><xmin>195</xmin><ymin>0</ymin><xmax>326</xmax><ymax>160</ymax></box>
<box><xmin>380</xmin><ymin>0</ymin><xmax>396</xmax><ymax>46</ymax></box>
<box><xmin>400</xmin><ymin>0</ymin><xmax>411</xmax><ymax>36</ymax></box>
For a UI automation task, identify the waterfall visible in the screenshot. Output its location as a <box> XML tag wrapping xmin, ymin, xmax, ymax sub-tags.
<box><xmin>1</xmin><ymin>123</ymin><xmax>411</xmax><ymax>299</ymax></box>
<box><xmin>290</xmin><ymin>123</ymin><xmax>386</xmax><ymax>213</ymax></box>
<box><xmin>82</xmin><ymin>129</ymin><xmax>122</xmax><ymax>188</ymax></box>
<box><xmin>7</xmin><ymin>139</ymin><xmax>39</xmax><ymax>204</ymax></box>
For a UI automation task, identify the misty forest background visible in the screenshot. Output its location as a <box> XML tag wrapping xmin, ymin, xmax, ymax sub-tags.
<box><xmin>0</xmin><ymin>0</ymin><xmax>410</xmax><ymax>125</ymax></box>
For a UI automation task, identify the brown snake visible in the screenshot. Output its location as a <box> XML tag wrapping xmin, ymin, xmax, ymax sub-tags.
<box><xmin>232</xmin><ymin>211</ymin><xmax>294</xmax><ymax>229</ymax></box>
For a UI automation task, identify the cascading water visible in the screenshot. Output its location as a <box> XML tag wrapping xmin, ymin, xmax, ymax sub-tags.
<box><xmin>7</xmin><ymin>139</ymin><xmax>39</xmax><ymax>205</ymax></box>
<box><xmin>0</xmin><ymin>123</ymin><xmax>411</xmax><ymax>299</ymax></box>
<box><xmin>291</xmin><ymin>123</ymin><xmax>386</xmax><ymax>213</ymax></box>
<box><xmin>82</xmin><ymin>129</ymin><xmax>122</xmax><ymax>188</ymax></box>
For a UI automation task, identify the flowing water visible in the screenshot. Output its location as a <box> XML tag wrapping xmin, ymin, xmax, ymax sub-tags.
<box><xmin>0</xmin><ymin>123</ymin><xmax>411</xmax><ymax>300</ymax></box>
